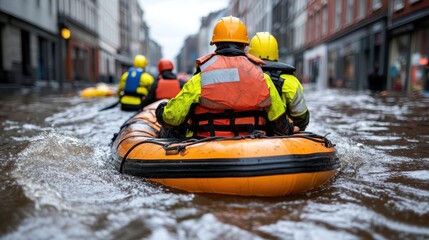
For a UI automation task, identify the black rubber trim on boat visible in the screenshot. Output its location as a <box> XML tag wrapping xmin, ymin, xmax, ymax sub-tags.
<box><xmin>119</xmin><ymin>152</ymin><xmax>340</xmax><ymax>178</ymax></box>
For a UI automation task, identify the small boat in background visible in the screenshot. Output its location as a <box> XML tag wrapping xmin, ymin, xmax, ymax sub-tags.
<box><xmin>81</xmin><ymin>83</ymin><xmax>115</xmax><ymax>98</ymax></box>
<box><xmin>111</xmin><ymin>101</ymin><xmax>340</xmax><ymax>197</ymax></box>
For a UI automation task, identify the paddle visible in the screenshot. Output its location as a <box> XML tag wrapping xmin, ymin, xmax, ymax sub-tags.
<box><xmin>99</xmin><ymin>99</ymin><xmax>120</xmax><ymax>111</ymax></box>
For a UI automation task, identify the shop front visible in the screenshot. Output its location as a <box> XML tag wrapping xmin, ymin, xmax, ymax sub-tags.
<box><xmin>327</xmin><ymin>21</ymin><xmax>386</xmax><ymax>90</ymax></box>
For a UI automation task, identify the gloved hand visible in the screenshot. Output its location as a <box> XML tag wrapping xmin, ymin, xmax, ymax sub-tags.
<box><xmin>267</xmin><ymin>113</ymin><xmax>295</xmax><ymax>135</ymax></box>
<box><xmin>155</xmin><ymin>101</ymin><xmax>168</xmax><ymax>126</ymax></box>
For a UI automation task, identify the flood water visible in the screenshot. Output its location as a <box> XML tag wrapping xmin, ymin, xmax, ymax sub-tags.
<box><xmin>0</xmin><ymin>86</ymin><xmax>428</xmax><ymax>240</ymax></box>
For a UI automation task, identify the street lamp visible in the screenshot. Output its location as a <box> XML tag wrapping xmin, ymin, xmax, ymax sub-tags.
<box><xmin>58</xmin><ymin>24</ymin><xmax>70</xmax><ymax>90</ymax></box>
<box><xmin>61</xmin><ymin>27</ymin><xmax>71</xmax><ymax>40</ymax></box>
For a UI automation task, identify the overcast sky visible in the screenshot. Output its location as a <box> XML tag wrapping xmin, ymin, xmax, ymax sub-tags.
<box><xmin>139</xmin><ymin>0</ymin><xmax>229</xmax><ymax>61</ymax></box>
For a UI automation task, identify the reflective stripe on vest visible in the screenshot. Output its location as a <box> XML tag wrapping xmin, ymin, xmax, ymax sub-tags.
<box><xmin>197</xmin><ymin>54</ymin><xmax>270</xmax><ymax>111</ymax></box>
<box><xmin>124</xmin><ymin>67</ymin><xmax>144</xmax><ymax>93</ymax></box>
<box><xmin>155</xmin><ymin>79</ymin><xmax>181</xmax><ymax>100</ymax></box>
<box><xmin>201</xmin><ymin>68</ymin><xmax>240</xmax><ymax>86</ymax></box>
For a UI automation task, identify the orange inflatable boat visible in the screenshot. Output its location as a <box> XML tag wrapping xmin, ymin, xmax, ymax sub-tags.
<box><xmin>111</xmin><ymin>101</ymin><xmax>340</xmax><ymax>197</ymax></box>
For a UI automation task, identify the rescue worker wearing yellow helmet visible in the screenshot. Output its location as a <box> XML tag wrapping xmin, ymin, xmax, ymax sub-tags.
<box><xmin>248</xmin><ymin>32</ymin><xmax>310</xmax><ymax>131</ymax></box>
<box><xmin>140</xmin><ymin>59</ymin><xmax>185</xmax><ymax>107</ymax></box>
<box><xmin>116</xmin><ymin>55</ymin><xmax>154</xmax><ymax>111</ymax></box>
<box><xmin>155</xmin><ymin>16</ymin><xmax>294</xmax><ymax>138</ymax></box>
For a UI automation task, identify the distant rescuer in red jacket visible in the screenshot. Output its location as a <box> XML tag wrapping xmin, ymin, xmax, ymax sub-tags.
<box><xmin>155</xmin><ymin>16</ymin><xmax>294</xmax><ymax>138</ymax></box>
<box><xmin>140</xmin><ymin>59</ymin><xmax>185</xmax><ymax>107</ymax></box>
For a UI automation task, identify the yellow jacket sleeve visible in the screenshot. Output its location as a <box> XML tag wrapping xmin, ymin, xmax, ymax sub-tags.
<box><xmin>136</xmin><ymin>72</ymin><xmax>155</xmax><ymax>96</ymax></box>
<box><xmin>116</xmin><ymin>72</ymin><xmax>128</xmax><ymax>96</ymax></box>
<box><xmin>280</xmin><ymin>74</ymin><xmax>308</xmax><ymax>117</ymax></box>
<box><xmin>264</xmin><ymin>73</ymin><xmax>286</xmax><ymax>121</ymax></box>
<box><xmin>162</xmin><ymin>74</ymin><xmax>202</xmax><ymax>126</ymax></box>
<box><xmin>280</xmin><ymin>74</ymin><xmax>310</xmax><ymax>130</ymax></box>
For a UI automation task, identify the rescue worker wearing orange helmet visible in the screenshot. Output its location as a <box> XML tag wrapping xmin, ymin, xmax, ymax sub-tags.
<box><xmin>248</xmin><ymin>32</ymin><xmax>310</xmax><ymax>131</ymax></box>
<box><xmin>116</xmin><ymin>54</ymin><xmax>154</xmax><ymax>111</ymax></box>
<box><xmin>140</xmin><ymin>59</ymin><xmax>185</xmax><ymax>107</ymax></box>
<box><xmin>155</xmin><ymin>16</ymin><xmax>293</xmax><ymax>138</ymax></box>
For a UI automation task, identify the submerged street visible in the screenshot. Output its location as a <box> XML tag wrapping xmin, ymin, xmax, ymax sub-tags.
<box><xmin>0</xmin><ymin>87</ymin><xmax>428</xmax><ymax>239</ymax></box>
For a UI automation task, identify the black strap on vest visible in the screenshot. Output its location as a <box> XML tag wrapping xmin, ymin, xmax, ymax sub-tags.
<box><xmin>123</xmin><ymin>91</ymin><xmax>143</xmax><ymax>97</ymax></box>
<box><xmin>191</xmin><ymin>110</ymin><xmax>268</xmax><ymax>137</ymax></box>
<box><xmin>262</xmin><ymin>61</ymin><xmax>296</xmax><ymax>95</ymax></box>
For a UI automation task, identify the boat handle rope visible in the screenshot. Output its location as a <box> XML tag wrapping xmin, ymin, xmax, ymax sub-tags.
<box><xmin>163</xmin><ymin>136</ymin><xmax>227</xmax><ymax>155</ymax></box>
<box><xmin>161</xmin><ymin>131</ymin><xmax>335</xmax><ymax>155</ymax></box>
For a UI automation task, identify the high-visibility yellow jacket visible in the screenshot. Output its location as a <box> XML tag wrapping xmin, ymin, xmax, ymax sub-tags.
<box><xmin>280</xmin><ymin>74</ymin><xmax>310</xmax><ymax>130</ymax></box>
<box><xmin>116</xmin><ymin>68</ymin><xmax>154</xmax><ymax>109</ymax></box>
<box><xmin>261</xmin><ymin>61</ymin><xmax>310</xmax><ymax>130</ymax></box>
<box><xmin>117</xmin><ymin>69</ymin><xmax>154</xmax><ymax>96</ymax></box>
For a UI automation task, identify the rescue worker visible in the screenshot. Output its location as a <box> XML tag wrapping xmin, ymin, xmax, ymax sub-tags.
<box><xmin>155</xmin><ymin>16</ymin><xmax>294</xmax><ymax>138</ymax></box>
<box><xmin>248</xmin><ymin>32</ymin><xmax>310</xmax><ymax>131</ymax></box>
<box><xmin>116</xmin><ymin>54</ymin><xmax>154</xmax><ymax>111</ymax></box>
<box><xmin>140</xmin><ymin>59</ymin><xmax>185</xmax><ymax>107</ymax></box>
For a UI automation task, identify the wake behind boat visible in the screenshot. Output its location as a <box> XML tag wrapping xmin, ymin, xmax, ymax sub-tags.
<box><xmin>111</xmin><ymin>100</ymin><xmax>340</xmax><ymax>197</ymax></box>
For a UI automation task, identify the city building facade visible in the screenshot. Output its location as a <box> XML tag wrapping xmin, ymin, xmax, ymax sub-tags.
<box><xmin>0</xmin><ymin>0</ymin><xmax>58</xmax><ymax>86</ymax></box>
<box><xmin>58</xmin><ymin>0</ymin><xmax>98</xmax><ymax>85</ymax></box>
<box><xmin>98</xmin><ymin>0</ymin><xmax>120</xmax><ymax>83</ymax></box>
<box><xmin>387</xmin><ymin>0</ymin><xmax>429</xmax><ymax>92</ymax></box>
<box><xmin>323</xmin><ymin>0</ymin><xmax>389</xmax><ymax>90</ymax></box>
<box><xmin>0</xmin><ymin>0</ymin><xmax>161</xmax><ymax>89</ymax></box>
<box><xmin>176</xmin><ymin>34</ymin><xmax>198</xmax><ymax>75</ymax></box>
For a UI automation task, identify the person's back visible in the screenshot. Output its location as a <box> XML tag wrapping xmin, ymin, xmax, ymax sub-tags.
<box><xmin>156</xmin><ymin>16</ymin><xmax>292</xmax><ymax>138</ymax></box>
<box><xmin>191</xmin><ymin>42</ymin><xmax>272</xmax><ymax>137</ymax></box>
<box><xmin>140</xmin><ymin>59</ymin><xmax>184</xmax><ymax>108</ymax></box>
<box><xmin>248</xmin><ymin>32</ymin><xmax>310</xmax><ymax>131</ymax></box>
<box><xmin>117</xmin><ymin>55</ymin><xmax>154</xmax><ymax>111</ymax></box>
<box><xmin>155</xmin><ymin>59</ymin><xmax>184</xmax><ymax>100</ymax></box>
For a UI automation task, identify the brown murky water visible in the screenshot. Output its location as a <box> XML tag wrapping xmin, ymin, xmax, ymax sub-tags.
<box><xmin>1</xmin><ymin>87</ymin><xmax>428</xmax><ymax>239</ymax></box>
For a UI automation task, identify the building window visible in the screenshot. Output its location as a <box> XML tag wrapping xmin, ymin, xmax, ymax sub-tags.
<box><xmin>389</xmin><ymin>35</ymin><xmax>410</xmax><ymax>91</ymax></box>
<box><xmin>315</xmin><ymin>11</ymin><xmax>319</xmax><ymax>40</ymax></box>
<box><xmin>358</xmin><ymin>0</ymin><xmax>366</xmax><ymax>19</ymax></box>
<box><xmin>411</xmin><ymin>28</ymin><xmax>429</xmax><ymax>91</ymax></box>
<box><xmin>393</xmin><ymin>0</ymin><xmax>405</xmax><ymax>11</ymax></box>
<box><xmin>322</xmin><ymin>5</ymin><xmax>327</xmax><ymax>36</ymax></box>
<box><xmin>334</xmin><ymin>0</ymin><xmax>342</xmax><ymax>30</ymax></box>
<box><xmin>372</xmin><ymin>0</ymin><xmax>382</xmax><ymax>10</ymax></box>
<box><xmin>346</xmin><ymin>0</ymin><xmax>354</xmax><ymax>24</ymax></box>
<box><xmin>308</xmin><ymin>14</ymin><xmax>313</xmax><ymax>42</ymax></box>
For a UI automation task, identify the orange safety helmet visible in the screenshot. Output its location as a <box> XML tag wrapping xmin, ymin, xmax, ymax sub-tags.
<box><xmin>210</xmin><ymin>16</ymin><xmax>249</xmax><ymax>45</ymax></box>
<box><xmin>158</xmin><ymin>59</ymin><xmax>174</xmax><ymax>72</ymax></box>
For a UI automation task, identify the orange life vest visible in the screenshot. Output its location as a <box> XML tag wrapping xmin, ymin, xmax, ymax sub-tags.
<box><xmin>191</xmin><ymin>53</ymin><xmax>271</xmax><ymax>138</ymax></box>
<box><xmin>155</xmin><ymin>78</ymin><xmax>181</xmax><ymax>100</ymax></box>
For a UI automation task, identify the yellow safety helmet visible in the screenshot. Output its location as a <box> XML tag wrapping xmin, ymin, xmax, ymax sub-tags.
<box><xmin>248</xmin><ymin>32</ymin><xmax>279</xmax><ymax>61</ymax></box>
<box><xmin>134</xmin><ymin>55</ymin><xmax>147</xmax><ymax>68</ymax></box>
<box><xmin>211</xmin><ymin>16</ymin><xmax>249</xmax><ymax>45</ymax></box>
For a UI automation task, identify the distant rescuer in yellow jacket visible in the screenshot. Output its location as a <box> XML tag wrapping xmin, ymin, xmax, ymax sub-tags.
<box><xmin>155</xmin><ymin>16</ymin><xmax>294</xmax><ymax>138</ymax></box>
<box><xmin>116</xmin><ymin>55</ymin><xmax>154</xmax><ymax>111</ymax></box>
<box><xmin>248</xmin><ymin>32</ymin><xmax>310</xmax><ymax>131</ymax></box>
